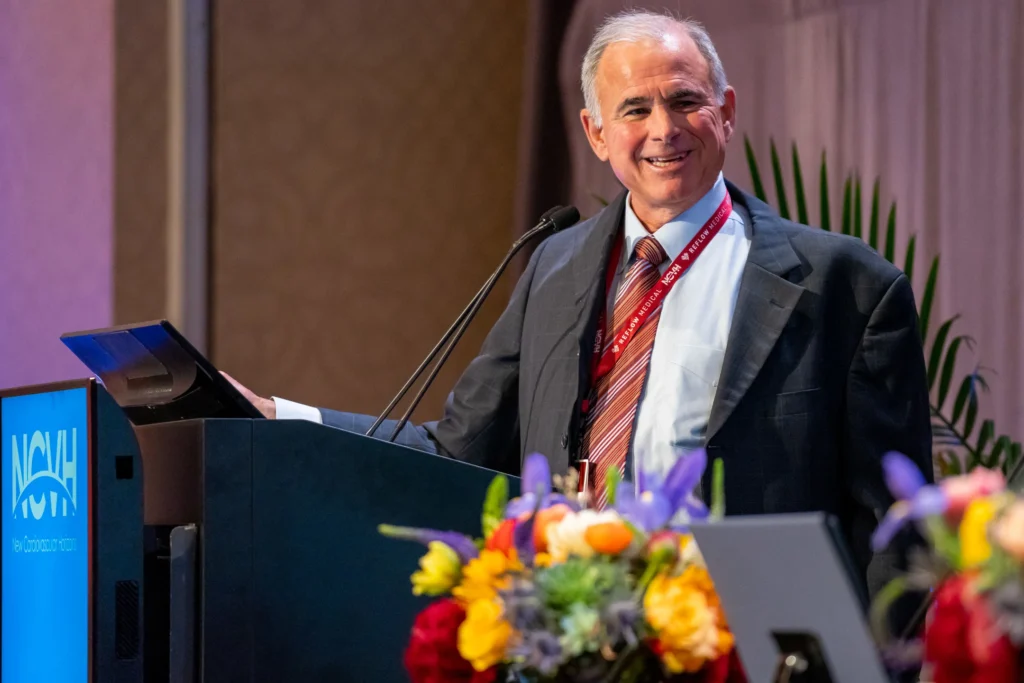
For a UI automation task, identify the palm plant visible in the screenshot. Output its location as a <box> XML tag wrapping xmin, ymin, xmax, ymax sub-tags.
<box><xmin>744</xmin><ymin>137</ymin><xmax>1020</xmax><ymax>477</ymax></box>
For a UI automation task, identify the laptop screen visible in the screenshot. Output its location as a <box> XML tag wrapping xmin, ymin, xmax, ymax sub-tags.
<box><xmin>1</xmin><ymin>386</ymin><xmax>91</xmax><ymax>682</ymax></box>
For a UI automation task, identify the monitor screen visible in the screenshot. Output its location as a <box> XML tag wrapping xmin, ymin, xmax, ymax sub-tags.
<box><xmin>1</xmin><ymin>386</ymin><xmax>91</xmax><ymax>682</ymax></box>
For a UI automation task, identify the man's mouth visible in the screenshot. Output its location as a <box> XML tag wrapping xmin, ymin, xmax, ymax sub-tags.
<box><xmin>643</xmin><ymin>151</ymin><xmax>691</xmax><ymax>168</ymax></box>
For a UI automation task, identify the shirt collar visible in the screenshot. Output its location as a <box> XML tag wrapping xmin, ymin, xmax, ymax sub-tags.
<box><xmin>622</xmin><ymin>172</ymin><xmax>728</xmax><ymax>263</ymax></box>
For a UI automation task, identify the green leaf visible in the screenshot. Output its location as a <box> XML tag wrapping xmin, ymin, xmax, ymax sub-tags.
<box><xmin>869</xmin><ymin>576</ymin><xmax>908</xmax><ymax>646</ymax></box>
<box><xmin>924</xmin><ymin>515</ymin><xmax>961</xmax><ymax>568</ymax></box>
<box><xmin>841</xmin><ymin>178</ymin><xmax>852</xmax><ymax>235</ymax></box>
<box><xmin>481</xmin><ymin>475</ymin><xmax>509</xmax><ymax>538</ymax></box>
<box><xmin>951</xmin><ymin>374</ymin><xmax>974</xmax><ymax>426</ymax></box>
<box><xmin>884</xmin><ymin>204</ymin><xmax>897</xmax><ymax>263</ymax></box>
<box><xmin>926</xmin><ymin>316</ymin><xmax>959</xmax><ymax>391</ymax></box>
<box><xmin>903</xmin><ymin>235</ymin><xmax>916</xmax><ymax>283</ymax></box>
<box><xmin>770</xmin><ymin>139</ymin><xmax>790</xmax><ymax>219</ymax></box>
<box><xmin>868</xmin><ymin>178</ymin><xmax>880</xmax><ymax>249</ymax></box>
<box><xmin>977</xmin><ymin>419</ymin><xmax>995</xmax><ymax>458</ymax></box>
<box><xmin>937</xmin><ymin>336</ymin><xmax>965</xmax><ymax>408</ymax></box>
<box><xmin>1005</xmin><ymin>443</ymin><xmax>1022</xmax><ymax>477</ymax></box>
<box><xmin>853</xmin><ymin>178</ymin><xmax>863</xmax><ymax>239</ymax></box>
<box><xmin>918</xmin><ymin>257</ymin><xmax>940</xmax><ymax>341</ymax></box>
<box><xmin>744</xmin><ymin>136</ymin><xmax>767</xmax><ymax>202</ymax></box>
<box><xmin>964</xmin><ymin>391</ymin><xmax>980</xmax><ymax>440</ymax></box>
<box><xmin>986</xmin><ymin>435</ymin><xmax>1010</xmax><ymax>469</ymax></box>
<box><xmin>605</xmin><ymin>466</ymin><xmax>622</xmax><ymax>507</ymax></box>
<box><xmin>819</xmin><ymin>151</ymin><xmax>831</xmax><ymax>231</ymax></box>
<box><xmin>938</xmin><ymin>451</ymin><xmax>962</xmax><ymax>476</ymax></box>
<box><xmin>792</xmin><ymin>144</ymin><xmax>808</xmax><ymax>225</ymax></box>
<box><xmin>710</xmin><ymin>457</ymin><xmax>725</xmax><ymax>519</ymax></box>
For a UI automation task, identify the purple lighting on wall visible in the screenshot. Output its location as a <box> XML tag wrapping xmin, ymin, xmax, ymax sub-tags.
<box><xmin>0</xmin><ymin>0</ymin><xmax>113</xmax><ymax>389</ymax></box>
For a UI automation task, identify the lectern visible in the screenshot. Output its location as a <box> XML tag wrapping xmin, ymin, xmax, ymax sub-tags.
<box><xmin>60</xmin><ymin>321</ymin><xmax>517</xmax><ymax>682</ymax></box>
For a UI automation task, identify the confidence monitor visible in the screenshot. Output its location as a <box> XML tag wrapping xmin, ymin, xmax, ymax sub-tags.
<box><xmin>0</xmin><ymin>379</ymin><xmax>143</xmax><ymax>683</ymax></box>
<box><xmin>60</xmin><ymin>320</ymin><xmax>264</xmax><ymax>426</ymax></box>
<box><xmin>689</xmin><ymin>513</ymin><xmax>892</xmax><ymax>683</ymax></box>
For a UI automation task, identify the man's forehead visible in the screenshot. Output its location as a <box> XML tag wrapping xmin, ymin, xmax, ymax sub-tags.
<box><xmin>597</xmin><ymin>36</ymin><xmax>709</xmax><ymax>95</ymax></box>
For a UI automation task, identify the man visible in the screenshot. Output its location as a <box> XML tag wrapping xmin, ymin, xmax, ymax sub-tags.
<box><xmin>229</xmin><ymin>10</ymin><xmax>931</xmax><ymax>592</ymax></box>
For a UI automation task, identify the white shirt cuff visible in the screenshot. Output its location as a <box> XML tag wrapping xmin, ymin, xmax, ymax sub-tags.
<box><xmin>272</xmin><ymin>397</ymin><xmax>323</xmax><ymax>424</ymax></box>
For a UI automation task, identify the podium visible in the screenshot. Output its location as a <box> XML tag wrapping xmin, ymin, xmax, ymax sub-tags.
<box><xmin>136</xmin><ymin>417</ymin><xmax>516</xmax><ymax>683</ymax></box>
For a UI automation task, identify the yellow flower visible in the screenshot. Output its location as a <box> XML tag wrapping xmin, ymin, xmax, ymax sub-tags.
<box><xmin>960</xmin><ymin>497</ymin><xmax>996</xmax><ymax>568</ymax></box>
<box><xmin>644</xmin><ymin>566</ymin><xmax>733</xmax><ymax>673</ymax></box>
<box><xmin>457</xmin><ymin>598</ymin><xmax>513</xmax><ymax>672</ymax></box>
<box><xmin>410</xmin><ymin>541</ymin><xmax>462</xmax><ymax>596</ymax></box>
<box><xmin>452</xmin><ymin>549</ymin><xmax>521</xmax><ymax>604</ymax></box>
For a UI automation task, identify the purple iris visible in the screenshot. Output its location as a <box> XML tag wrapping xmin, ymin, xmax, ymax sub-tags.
<box><xmin>505</xmin><ymin>453</ymin><xmax>576</xmax><ymax>519</ymax></box>
<box><xmin>615</xmin><ymin>449</ymin><xmax>709</xmax><ymax>532</ymax></box>
<box><xmin>376</xmin><ymin>524</ymin><xmax>478</xmax><ymax>562</ymax></box>
<box><xmin>870</xmin><ymin>452</ymin><xmax>947</xmax><ymax>552</ymax></box>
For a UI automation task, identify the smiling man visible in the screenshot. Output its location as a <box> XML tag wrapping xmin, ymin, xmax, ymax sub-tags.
<box><xmin>229</xmin><ymin>10</ymin><xmax>932</xmax><ymax>593</ymax></box>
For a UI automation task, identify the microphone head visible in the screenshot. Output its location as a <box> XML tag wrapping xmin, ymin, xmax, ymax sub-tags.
<box><xmin>538</xmin><ymin>205</ymin><xmax>563</xmax><ymax>222</ymax></box>
<box><xmin>548</xmin><ymin>205</ymin><xmax>580</xmax><ymax>232</ymax></box>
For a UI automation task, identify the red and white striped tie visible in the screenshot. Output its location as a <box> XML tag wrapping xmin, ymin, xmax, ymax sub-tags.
<box><xmin>580</xmin><ymin>236</ymin><xmax>668</xmax><ymax>508</ymax></box>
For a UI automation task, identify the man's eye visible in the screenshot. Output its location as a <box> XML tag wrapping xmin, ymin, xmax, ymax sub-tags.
<box><xmin>672</xmin><ymin>100</ymin><xmax>698</xmax><ymax>109</ymax></box>
<box><xmin>625</xmin><ymin>108</ymin><xmax>649</xmax><ymax>117</ymax></box>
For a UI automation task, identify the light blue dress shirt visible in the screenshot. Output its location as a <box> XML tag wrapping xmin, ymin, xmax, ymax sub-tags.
<box><xmin>615</xmin><ymin>173</ymin><xmax>751</xmax><ymax>483</ymax></box>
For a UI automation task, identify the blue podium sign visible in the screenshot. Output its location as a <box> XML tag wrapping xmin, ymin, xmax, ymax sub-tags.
<box><xmin>2</xmin><ymin>386</ymin><xmax>90</xmax><ymax>683</ymax></box>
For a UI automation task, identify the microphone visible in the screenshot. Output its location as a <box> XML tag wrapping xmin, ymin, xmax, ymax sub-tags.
<box><xmin>365</xmin><ymin>205</ymin><xmax>581</xmax><ymax>441</ymax></box>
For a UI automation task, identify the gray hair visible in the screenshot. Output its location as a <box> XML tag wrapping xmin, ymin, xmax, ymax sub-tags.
<box><xmin>581</xmin><ymin>10</ymin><xmax>728</xmax><ymax>127</ymax></box>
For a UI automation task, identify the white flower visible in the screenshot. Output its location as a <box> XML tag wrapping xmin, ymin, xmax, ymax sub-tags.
<box><xmin>546</xmin><ymin>510</ymin><xmax>621</xmax><ymax>563</ymax></box>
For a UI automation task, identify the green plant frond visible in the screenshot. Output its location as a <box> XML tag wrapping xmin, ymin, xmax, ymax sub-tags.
<box><xmin>937</xmin><ymin>336</ymin><xmax>967</xmax><ymax>408</ymax></box>
<box><xmin>868</xmin><ymin>179</ymin><xmax>880</xmax><ymax>249</ymax></box>
<box><xmin>884</xmin><ymin>204</ymin><xmax>897</xmax><ymax>263</ymax></box>
<box><xmin>841</xmin><ymin>178</ymin><xmax>853</xmax><ymax>235</ymax></box>
<box><xmin>903</xmin><ymin>234</ymin><xmax>916</xmax><ymax>283</ymax></box>
<box><xmin>744</xmin><ymin>136</ymin><xmax>767</xmax><ymax>201</ymax></box>
<box><xmin>853</xmin><ymin>178</ymin><xmax>863</xmax><ymax>239</ymax></box>
<box><xmin>918</xmin><ymin>257</ymin><xmax>940</xmax><ymax>341</ymax></box>
<box><xmin>792</xmin><ymin>144</ymin><xmax>808</xmax><ymax>225</ymax></box>
<box><xmin>770</xmin><ymin>139</ymin><xmax>790</xmax><ymax>219</ymax></box>
<box><xmin>819</xmin><ymin>151</ymin><xmax>831</xmax><ymax>231</ymax></box>
<box><xmin>927</xmin><ymin>316</ymin><xmax>960</xmax><ymax>391</ymax></box>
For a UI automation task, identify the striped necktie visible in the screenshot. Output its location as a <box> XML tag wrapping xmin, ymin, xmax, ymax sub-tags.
<box><xmin>580</xmin><ymin>235</ymin><xmax>668</xmax><ymax>508</ymax></box>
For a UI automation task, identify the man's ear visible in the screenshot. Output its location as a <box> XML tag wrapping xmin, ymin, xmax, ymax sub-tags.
<box><xmin>580</xmin><ymin>109</ymin><xmax>609</xmax><ymax>161</ymax></box>
<box><xmin>720</xmin><ymin>87</ymin><xmax>737</xmax><ymax>141</ymax></box>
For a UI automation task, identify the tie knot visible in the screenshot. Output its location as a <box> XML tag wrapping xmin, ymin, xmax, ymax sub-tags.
<box><xmin>634</xmin><ymin>236</ymin><xmax>667</xmax><ymax>266</ymax></box>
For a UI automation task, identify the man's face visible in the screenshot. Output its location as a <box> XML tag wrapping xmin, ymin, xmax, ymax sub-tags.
<box><xmin>581</xmin><ymin>31</ymin><xmax>736</xmax><ymax>228</ymax></box>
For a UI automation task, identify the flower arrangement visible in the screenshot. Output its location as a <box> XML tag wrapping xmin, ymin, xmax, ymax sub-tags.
<box><xmin>871</xmin><ymin>452</ymin><xmax>1024</xmax><ymax>683</ymax></box>
<box><xmin>380</xmin><ymin>450</ymin><xmax>747</xmax><ymax>683</ymax></box>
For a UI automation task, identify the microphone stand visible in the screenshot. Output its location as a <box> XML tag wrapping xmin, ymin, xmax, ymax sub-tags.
<box><xmin>364</xmin><ymin>207</ymin><xmax>572</xmax><ymax>441</ymax></box>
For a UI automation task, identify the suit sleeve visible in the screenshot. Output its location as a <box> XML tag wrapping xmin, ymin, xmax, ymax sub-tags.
<box><xmin>320</xmin><ymin>240</ymin><xmax>548</xmax><ymax>475</ymax></box>
<box><xmin>844</xmin><ymin>272</ymin><xmax>933</xmax><ymax>597</ymax></box>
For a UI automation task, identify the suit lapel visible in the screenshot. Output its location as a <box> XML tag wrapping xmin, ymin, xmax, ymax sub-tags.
<box><xmin>706</xmin><ymin>183</ymin><xmax>806</xmax><ymax>441</ymax></box>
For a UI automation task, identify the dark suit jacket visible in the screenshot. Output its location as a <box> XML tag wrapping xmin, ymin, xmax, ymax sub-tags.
<box><xmin>323</xmin><ymin>180</ymin><xmax>933</xmax><ymax>593</ymax></box>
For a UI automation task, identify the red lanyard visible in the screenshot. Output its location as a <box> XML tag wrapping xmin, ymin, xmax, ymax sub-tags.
<box><xmin>584</xmin><ymin>194</ymin><xmax>732</xmax><ymax>406</ymax></box>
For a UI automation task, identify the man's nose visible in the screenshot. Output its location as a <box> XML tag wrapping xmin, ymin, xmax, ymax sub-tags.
<box><xmin>647</xmin><ymin>103</ymin><xmax>682</xmax><ymax>142</ymax></box>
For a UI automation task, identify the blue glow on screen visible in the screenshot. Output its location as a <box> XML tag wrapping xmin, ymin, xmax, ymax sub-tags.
<box><xmin>2</xmin><ymin>388</ymin><xmax>89</xmax><ymax>682</ymax></box>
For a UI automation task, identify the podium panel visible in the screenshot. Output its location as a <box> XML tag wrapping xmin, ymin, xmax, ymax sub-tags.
<box><xmin>136</xmin><ymin>418</ymin><xmax>517</xmax><ymax>683</ymax></box>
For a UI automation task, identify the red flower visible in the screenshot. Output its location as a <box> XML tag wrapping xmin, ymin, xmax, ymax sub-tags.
<box><xmin>701</xmin><ymin>650</ymin><xmax>748</xmax><ymax>683</ymax></box>
<box><xmin>484</xmin><ymin>519</ymin><xmax>517</xmax><ymax>556</ymax></box>
<box><xmin>925</xmin><ymin>576</ymin><xmax>1019</xmax><ymax>683</ymax></box>
<box><xmin>403</xmin><ymin>599</ymin><xmax>497</xmax><ymax>683</ymax></box>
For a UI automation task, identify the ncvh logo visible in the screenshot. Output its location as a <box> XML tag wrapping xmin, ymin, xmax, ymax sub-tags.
<box><xmin>11</xmin><ymin>429</ymin><xmax>78</xmax><ymax>520</ymax></box>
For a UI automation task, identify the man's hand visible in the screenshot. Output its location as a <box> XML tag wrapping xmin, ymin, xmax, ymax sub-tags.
<box><xmin>221</xmin><ymin>372</ymin><xmax>277</xmax><ymax>419</ymax></box>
